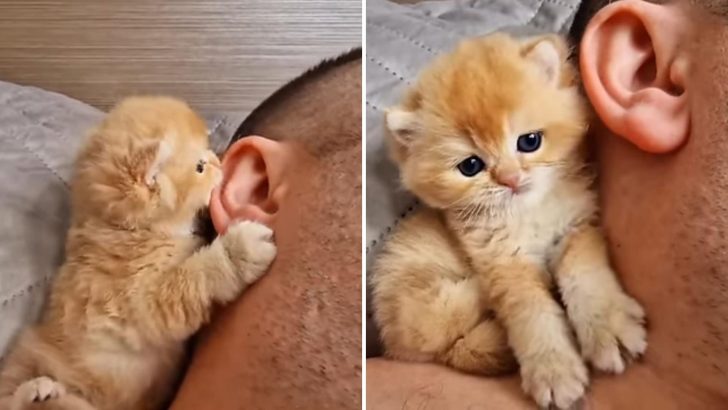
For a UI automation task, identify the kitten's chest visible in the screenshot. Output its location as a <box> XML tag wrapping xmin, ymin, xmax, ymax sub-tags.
<box><xmin>473</xmin><ymin>216</ymin><xmax>561</xmax><ymax>262</ymax></box>
<box><xmin>459</xmin><ymin>194</ymin><xmax>593</xmax><ymax>264</ymax></box>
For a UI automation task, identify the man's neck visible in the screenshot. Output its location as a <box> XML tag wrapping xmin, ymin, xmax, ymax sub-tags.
<box><xmin>595</xmin><ymin>123</ymin><xmax>728</xmax><ymax>407</ymax></box>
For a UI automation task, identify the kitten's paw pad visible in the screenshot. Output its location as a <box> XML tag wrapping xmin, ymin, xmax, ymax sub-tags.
<box><xmin>222</xmin><ymin>221</ymin><xmax>277</xmax><ymax>282</ymax></box>
<box><xmin>14</xmin><ymin>377</ymin><xmax>66</xmax><ymax>403</ymax></box>
<box><xmin>521</xmin><ymin>350</ymin><xmax>588</xmax><ymax>409</ymax></box>
<box><xmin>578</xmin><ymin>294</ymin><xmax>647</xmax><ymax>374</ymax></box>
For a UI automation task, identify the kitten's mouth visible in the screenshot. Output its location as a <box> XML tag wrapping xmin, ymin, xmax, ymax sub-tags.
<box><xmin>503</xmin><ymin>183</ymin><xmax>531</xmax><ymax>196</ymax></box>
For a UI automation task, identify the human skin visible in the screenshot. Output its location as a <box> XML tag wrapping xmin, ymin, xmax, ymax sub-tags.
<box><xmin>170</xmin><ymin>54</ymin><xmax>362</xmax><ymax>409</ymax></box>
<box><xmin>367</xmin><ymin>1</ymin><xmax>728</xmax><ymax>409</ymax></box>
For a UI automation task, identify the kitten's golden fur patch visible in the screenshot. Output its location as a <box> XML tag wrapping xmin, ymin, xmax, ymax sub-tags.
<box><xmin>0</xmin><ymin>97</ymin><xmax>276</xmax><ymax>410</ymax></box>
<box><xmin>373</xmin><ymin>33</ymin><xmax>646</xmax><ymax>409</ymax></box>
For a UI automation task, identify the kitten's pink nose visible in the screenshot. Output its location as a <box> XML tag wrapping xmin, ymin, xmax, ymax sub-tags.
<box><xmin>494</xmin><ymin>170</ymin><xmax>521</xmax><ymax>190</ymax></box>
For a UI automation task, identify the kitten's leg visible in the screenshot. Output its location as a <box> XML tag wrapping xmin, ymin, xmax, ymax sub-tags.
<box><xmin>485</xmin><ymin>262</ymin><xmax>588</xmax><ymax>409</ymax></box>
<box><xmin>437</xmin><ymin>318</ymin><xmax>515</xmax><ymax>374</ymax></box>
<box><xmin>375</xmin><ymin>275</ymin><xmax>514</xmax><ymax>375</ymax></box>
<box><xmin>373</xmin><ymin>209</ymin><xmax>514</xmax><ymax>374</ymax></box>
<box><xmin>4</xmin><ymin>389</ymin><xmax>96</xmax><ymax>410</ymax></box>
<box><xmin>206</xmin><ymin>221</ymin><xmax>277</xmax><ymax>303</ymax></box>
<box><xmin>38</xmin><ymin>394</ymin><xmax>96</xmax><ymax>410</ymax></box>
<box><xmin>10</xmin><ymin>377</ymin><xmax>65</xmax><ymax>409</ymax></box>
<box><xmin>136</xmin><ymin>221</ymin><xmax>276</xmax><ymax>342</ymax></box>
<box><xmin>551</xmin><ymin>223</ymin><xmax>647</xmax><ymax>373</ymax></box>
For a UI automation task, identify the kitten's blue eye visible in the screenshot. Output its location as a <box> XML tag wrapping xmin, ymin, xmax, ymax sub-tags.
<box><xmin>457</xmin><ymin>156</ymin><xmax>486</xmax><ymax>177</ymax></box>
<box><xmin>517</xmin><ymin>131</ymin><xmax>543</xmax><ymax>153</ymax></box>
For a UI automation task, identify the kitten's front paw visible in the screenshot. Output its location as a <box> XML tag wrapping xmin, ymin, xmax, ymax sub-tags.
<box><xmin>575</xmin><ymin>293</ymin><xmax>647</xmax><ymax>374</ymax></box>
<box><xmin>221</xmin><ymin>221</ymin><xmax>277</xmax><ymax>284</ymax></box>
<box><xmin>13</xmin><ymin>376</ymin><xmax>66</xmax><ymax>404</ymax></box>
<box><xmin>521</xmin><ymin>348</ymin><xmax>588</xmax><ymax>409</ymax></box>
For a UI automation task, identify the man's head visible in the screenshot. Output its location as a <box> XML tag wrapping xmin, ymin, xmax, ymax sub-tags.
<box><xmin>575</xmin><ymin>0</ymin><xmax>728</xmax><ymax>398</ymax></box>
<box><xmin>172</xmin><ymin>50</ymin><xmax>362</xmax><ymax>409</ymax></box>
<box><xmin>208</xmin><ymin>49</ymin><xmax>362</xmax><ymax>233</ymax></box>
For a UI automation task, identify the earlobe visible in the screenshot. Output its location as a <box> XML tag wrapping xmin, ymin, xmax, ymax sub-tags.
<box><xmin>209</xmin><ymin>136</ymin><xmax>287</xmax><ymax>233</ymax></box>
<box><xmin>580</xmin><ymin>0</ymin><xmax>690</xmax><ymax>153</ymax></box>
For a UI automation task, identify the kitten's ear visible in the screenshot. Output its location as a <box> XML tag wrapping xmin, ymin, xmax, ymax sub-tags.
<box><xmin>144</xmin><ymin>140</ymin><xmax>172</xmax><ymax>187</ymax></box>
<box><xmin>385</xmin><ymin>107</ymin><xmax>419</xmax><ymax>145</ymax></box>
<box><xmin>522</xmin><ymin>35</ymin><xmax>569</xmax><ymax>86</ymax></box>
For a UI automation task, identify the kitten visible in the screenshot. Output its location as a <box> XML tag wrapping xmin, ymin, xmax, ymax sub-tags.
<box><xmin>0</xmin><ymin>97</ymin><xmax>276</xmax><ymax>410</ymax></box>
<box><xmin>372</xmin><ymin>33</ymin><xmax>647</xmax><ymax>409</ymax></box>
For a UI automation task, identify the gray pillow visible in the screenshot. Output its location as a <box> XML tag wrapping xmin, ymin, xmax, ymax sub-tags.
<box><xmin>0</xmin><ymin>81</ymin><xmax>237</xmax><ymax>358</ymax></box>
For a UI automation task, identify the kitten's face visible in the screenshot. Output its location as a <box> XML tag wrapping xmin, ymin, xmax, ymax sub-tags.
<box><xmin>74</xmin><ymin>97</ymin><xmax>222</xmax><ymax>230</ymax></box>
<box><xmin>386</xmin><ymin>34</ymin><xmax>589</xmax><ymax>214</ymax></box>
<box><xmin>153</xmin><ymin>134</ymin><xmax>222</xmax><ymax>226</ymax></box>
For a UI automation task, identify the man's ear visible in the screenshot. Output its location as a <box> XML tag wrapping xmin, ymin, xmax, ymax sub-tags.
<box><xmin>580</xmin><ymin>0</ymin><xmax>690</xmax><ymax>153</ymax></box>
<box><xmin>209</xmin><ymin>136</ymin><xmax>288</xmax><ymax>233</ymax></box>
<box><xmin>521</xmin><ymin>34</ymin><xmax>569</xmax><ymax>87</ymax></box>
<box><xmin>385</xmin><ymin>106</ymin><xmax>420</xmax><ymax>146</ymax></box>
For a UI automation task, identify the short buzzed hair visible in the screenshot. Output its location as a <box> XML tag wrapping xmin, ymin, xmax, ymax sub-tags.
<box><xmin>568</xmin><ymin>0</ymin><xmax>608</xmax><ymax>42</ymax></box>
<box><xmin>232</xmin><ymin>47</ymin><xmax>360</xmax><ymax>139</ymax></box>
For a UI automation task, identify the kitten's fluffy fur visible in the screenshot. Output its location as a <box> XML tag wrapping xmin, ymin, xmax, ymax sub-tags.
<box><xmin>372</xmin><ymin>34</ymin><xmax>647</xmax><ymax>409</ymax></box>
<box><xmin>0</xmin><ymin>97</ymin><xmax>276</xmax><ymax>410</ymax></box>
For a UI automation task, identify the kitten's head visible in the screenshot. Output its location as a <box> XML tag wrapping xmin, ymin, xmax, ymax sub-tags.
<box><xmin>73</xmin><ymin>96</ymin><xmax>222</xmax><ymax>230</ymax></box>
<box><xmin>386</xmin><ymin>34</ymin><xmax>589</xmax><ymax>214</ymax></box>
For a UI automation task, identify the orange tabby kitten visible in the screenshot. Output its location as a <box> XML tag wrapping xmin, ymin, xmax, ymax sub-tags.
<box><xmin>372</xmin><ymin>33</ymin><xmax>647</xmax><ymax>409</ymax></box>
<box><xmin>0</xmin><ymin>97</ymin><xmax>276</xmax><ymax>410</ymax></box>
